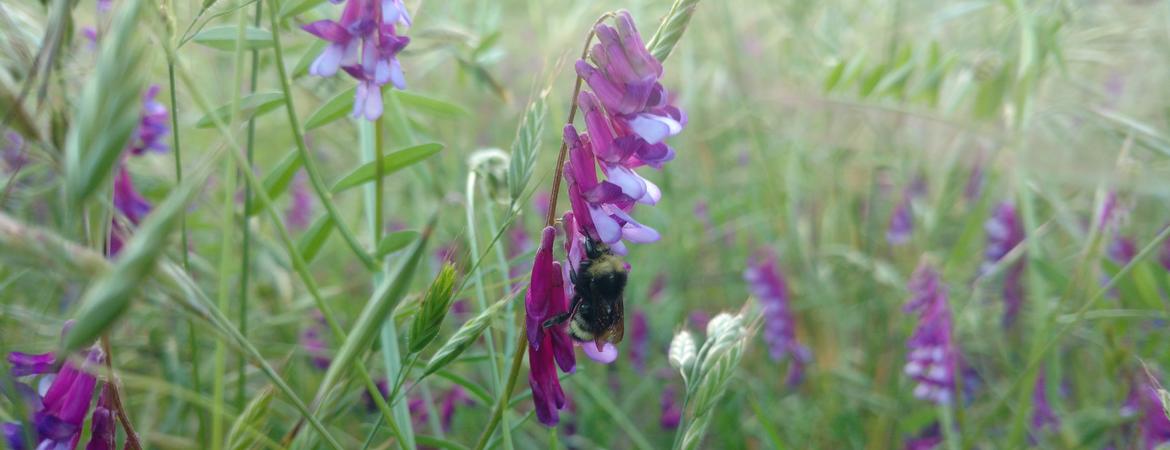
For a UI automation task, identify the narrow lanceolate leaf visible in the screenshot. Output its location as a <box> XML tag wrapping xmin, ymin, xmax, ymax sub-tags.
<box><xmin>63</xmin><ymin>146</ymin><xmax>217</xmax><ymax>351</ymax></box>
<box><xmin>195</xmin><ymin>92</ymin><xmax>285</xmax><ymax>128</ymax></box>
<box><xmin>297</xmin><ymin>214</ymin><xmax>335</xmax><ymax>263</ymax></box>
<box><xmin>64</xmin><ymin>0</ymin><xmax>147</xmax><ymax>208</ymax></box>
<box><xmin>395</xmin><ymin>91</ymin><xmax>471</xmax><ymax>118</ymax></box>
<box><xmin>408</xmin><ymin>264</ymin><xmax>459</xmax><ymax>353</ymax></box>
<box><xmin>646</xmin><ymin>0</ymin><xmax>703</xmax><ymax>63</ymax></box>
<box><xmin>420</xmin><ymin>297</ymin><xmax>508</xmax><ymax>379</ymax></box>
<box><xmin>330</xmin><ymin>143</ymin><xmax>444</xmax><ymax>193</ymax></box>
<box><xmin>226</xmin><ymin>387</ymin><xmax>275</xmax><ymax>450</ymax></box>
<box><xmin>192</xmin><ymin>25</ymin><xmax>274</xmax><ymax>51</ymax></box>
<box><xmin>304</xmin><ymin>86</ymin><xmax>359</xmax><ymax>130</ymax></box>
<box><xmin>376</xmin><ymin>230</ymin><xmax>421</xmax><ymax>258</ymax></box>
<box><xmin>313</xmin><ymin>223</ymin><xmax>434</xmax><ymax>408</ymax></box>
<box><xmin>506</xmin><ymin>90</ymin><xmax>547</xmax><ymax>208</ymax></box>
<box><xmin>247</xmin><ymin>149</ymin><xmax>302</xmax><ymax>216</ymax></box>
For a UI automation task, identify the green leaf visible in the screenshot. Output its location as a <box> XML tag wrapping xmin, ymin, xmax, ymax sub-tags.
<box><xmin>823</xmin><ymin>59</ymin><xmax>847</xmax><ymax>92</ymax></box>
<box><xmin>297</xmin><ymin>214</ymin><xmax>335</xmax><ymax>263</ymax></box>
<box><xmin>313</xmin><ymin>224</ymin><xmax>433</xmax><ymax>411</ymax></box>
<box><xmin>395</xmin><ymin>90</ymin><xmax>471</xmax><ymax>118</ymax></box>
<box><xmin>247</xmin><ymin>149</ymin><xmax>303</xmax><ymax>216</ymax></box>
<box><xmin>376</xmin><ymin>230</ymin><xmax>420</xmax><ymax>257</ymax></box>
<box><xmin>280</xmin><ymin>0</ymin><xmax>324</xmax><ymax>19</ymax></box>
<box><xmin>192</xmin><ymin>25</ymin><xmax>274</xmax><ymax>51</ymax></box>
<box><xmin>195</xmin><ymin>92</ymin><xmax>285</xmax><ymax>129</ymax></box>
<box><xmin>304</xmin><ymin>87</ymin><xmax>357</xmax><ymax>130</ymax></box>
<box><xmin>330</xmin><ymin>143</ymin><xmax>444</xmax><ymax>193</ymax></box>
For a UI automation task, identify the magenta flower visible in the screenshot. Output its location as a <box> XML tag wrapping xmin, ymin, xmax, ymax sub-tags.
<box><xmin>125</xmin><ymin>85</ymin><xmax>169</xmax><ymax>156</ymax></box>
<box><xmin>1030</xmin><ymin>372</ymin><xmax>1059</xmax><ymax>437</ymax></box>
<box><xmin>904</xmin><ymin>263</ymin><xmax>960</xmax><ymax>405</ymax></box>
<box><xmin>983</xmin><ymin>202</ymin><xmax>1026</xmax><ymax>326</ymax></box>
<box><xmin>660</xmin><ymin>385</ymin><xmax>682</xmax><ymax>430</ymax></box>
<box><xmin>110</xmin><ymin>167</ymin><xmax>152</xmax><ymax>256</ymax></box>
<box><xmin>575</xmin><ymin>11</ymin><xmax>684</xmax><ymax>157</ymax></box>
<box><xmin>1108</xmin><ymin>235</ymin><xmax>1137</xmax><ymax>264</ymax></box>
<box><xmin>85</xmin><ymin>389</ymin><xmax>115</xmax><ymax>450</ymax></box>
<box><xmin>4</xmin><ymin>346</ymin><xmax>105</xmax><ymax>450</ymax></box>
<box><xmin>302</xmin><ymin>0</ymin><xmax>410</xmax><ymax>120</ymax></box>
<box><xmin>563</xmin><ymin>125</ymin><xmax>660</xmax><ymax>250</ymax></box>
<box><xmin>285</xmin><ymin>170</ymin><xmax>313</xmax><ymax>231</ymax></box>
<box><xmin>7</xmin><ymin>352</ymin><xmax>55</xmax><ymax>377</ymax></box>
<box><xmin>300</xmin><ymin>311</ymin><xmax>331</xmax><ymax>370</ymax></box>
<box><xmin>2</xmin><ymin>131</ymin><xmax>26</xmax><ymax>172</ymax></box>
<box><xmin>904</xmin><ymin>422</ymin><xmax>942</xmax><ymax>450</ymax></box>
<box><xmin>524</xmin><ymin>226</ymin><xmax>576</xmax><ymax>426</ymax></box>
<box><xmin>887</xmin><ymin>197</ymin><xmax>913</xmax><ymax>245</ymax></box>
<box><xmin>628</xmin><ymin>311</ymin><xmax>648</xmax><ymax>373</ymax></box>
<box><xmin>744</xmin><ymin>250</ymin><xmax>812</xmax><ymax>386</ymax></box>
<box><xmin>1122</xmin><ymin>375</ymin><xmax>1170</xmax><ymax>449</ymax></box>
<box><xmin>439</xmin><ymin>386</ymin><xmax>471</xmax><ymax>432</ymax></box>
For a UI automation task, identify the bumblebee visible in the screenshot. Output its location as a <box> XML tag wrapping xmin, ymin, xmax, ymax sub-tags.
<box><xmin>543</xmin><ymin>236</ymin><xmax>628</xmax><ymax>346</ymax></box>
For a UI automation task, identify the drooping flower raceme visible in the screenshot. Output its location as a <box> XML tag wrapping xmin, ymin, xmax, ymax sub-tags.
<box><xmin>744</xmin><ymin>250</ymin><xmax>811</xmax><ymax>386</ymax></box>
<box><xmin>109</xmin><ymin>84</ymin><xmax>170</xmax><ymax>257</ymax></box>
<box><xmin>302</xmin><ymin>0</ymin><xmax>411</xmax><ymax>120</ymax></box>
<box><xmin>125</xmin><ymin>85</ymin><xmax>169</xmax><ymax>156</ymax></box>
<box><xmin>888</xmin><ymin>178</ymin><xmax>926</xmax><ymax>245</ymax></box>
<box><xmin>285</xmin><ymin>170</ymin><xmax>313</xmax><ymax>231</ymax></box>
<box><xmin>983</xmin><ymin>202</ymin><xmax>1025</xmax><ymax>326</ymax></box>
<box><xmin>1030</xmin><ymin>372</ymin><xmax>1059</xmax><ymax>437</ymax></box>
<box><xmin>524</xmin><ymin>226</ymin><xmax>576</xmax><ymax>426</ymax></box>
<box><xmin>3</xmin><ymin>347</ymin><xmax>106</xmax><ymax>450</ymax></box>
<box><xmin>1121</xmin><ymin>375</ymin><xmax>1170</xmax><ymax>449</ymax></box>
<box><xmin>903</xmin><ymin>263</ymin><xmax>961</xmax><ymax>405</ymax></box>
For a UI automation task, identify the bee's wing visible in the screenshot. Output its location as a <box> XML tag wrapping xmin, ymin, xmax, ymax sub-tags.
<box><xmin>602</xmin><ymin>296</ymin><xmax>625</xmax><ymax>344</ymax></box>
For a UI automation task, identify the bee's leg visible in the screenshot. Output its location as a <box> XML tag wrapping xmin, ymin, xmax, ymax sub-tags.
<box><xmin>543</xmin><ymin>295</ymin><xmax>583</xmax><ymax>329</ymax></box>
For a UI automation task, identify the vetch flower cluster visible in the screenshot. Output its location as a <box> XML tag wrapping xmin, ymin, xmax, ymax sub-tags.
<box><xmin>1121</xmin><ymin>375</ymin><xmax>1170</xmax><ymax>449</ymax></box>
<box><xmin>744</xmin><ymin>250</ymin><xmax>811</xmax><ymax>386</ymax></box>
<box><xmin>3</xmin><ymin>343</ymin><xmax>109</xmax><ymax>450</ymax></box>
<box><xmin>903</xmin><ymin>263</ymin><xmax>961</xmax><ymax>405</ymax></box>
<box><xmin>524</xmin><ymin>227</ymin><xmax>576</xmax><ymax>426</ymax></box>
<box><xmin>302</xmin><ymin>0</ymin><xmax>411</xmax><ymax>120</ymax></box>
<box><xmin>562</xmin><ymin>11</ymin><xmax>686</xmax><ymax>253</ymax></box>
<box><xmin>983</xmin><ymin>202</ymin><xmax>1025</xmax><ymax>326</ymax></box>
<box><xmin>110</xmin><ymin>84</ymin><xmax>169</xmax><ymax>256</ymax></box>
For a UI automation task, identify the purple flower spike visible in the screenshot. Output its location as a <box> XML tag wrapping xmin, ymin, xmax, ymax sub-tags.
<box><xmin>85</xmin><ymin>389</ymin><xmax>115</xmax><ymax>450</ymax></box>
<box><xmin>301</xmin><ymin>0</ymin><xmax>411</xmax><ymax>121</ymax></box>
<box><xmin>1123</xmin><ymin>375</ymin><xmax>1170</xmax><ymax>449</ymax></box>
<box><xmin>525</xmin><ymin>226</ymin><xmax>575</xmax><ymax>426</ymax></box>
<box><xmin>904</xmin><ymin>263</ymin><xmax>960</xmax><ymax>405</ymax></box>
<box><xmin>439</xmin><ymin>386</ymin><xmax>471</xmax><ymax>432</ymax></box>
<box><xmin>2</xmin><ymin>131</ymin><xmax>26</xmax><ymax>172</ymax></box>
<box><xmin>35</xmin><ymin>348</ymin><xmax>103</xmax><ymax>447</ymax></box>
<box><xmin>8</xmin><ymin>352</ymin><xmax>55</xmax><ymax>377</ymax></box>
<box><xmin>285</xmin><ymin>170</ymin><xmax>313</xmax><ymax>231</ymax></box>
<box><xmin>887</xmin><ymin>197</ymin><xmax>913</xmax><ymax>245</ymax></box>
<box><xmin>983</xmin><ymin>202</ymin><xmax>1026</xmax><ymax>326</ymax></box>
<box><xmin>904</xmin><ymin>422</ymin><xmax>942</xmax><ymax>450</ymax></box>
<box><xmin>660</xmin><ymin>385</ymin><xmax>682</xmax><ymax>429</ymax></box>
<box><xmin>1030</xmin><ymin>372</ymin><xmax>1059</xmax><ymax>437</ymax></box>
<box><xmin>744</xmin><ymin>250</ymin><xmax>812</xmax><ymax>385</ymax></box>
<box><xmin>110</xmin><ymin>167</ymin><xmax>152</xmax><ymax>256</ymax></box>
<box><xmin>126</xmin><ymin>85</ymin><xmax>169</xmax><ymax>156</ymax></box>
<box><xmin>629</xmin><ymin>311</ymin><xmax>648</xmax><ymax>373</ymax></box>
<box><xmin>300</xmin><ymin>311</ymin><xmax>331</xmax><ymax>370</ymax></box>
<box><xmin>1108</xmin><ymin>235</ymin><xmax>1137</xmax><ymax>265</ymax></box>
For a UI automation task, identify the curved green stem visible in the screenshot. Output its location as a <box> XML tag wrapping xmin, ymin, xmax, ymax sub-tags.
<box><xmin>264</xmin><ymin>0</ymin><xmax>378</xmax><ymax>271</ymax></box>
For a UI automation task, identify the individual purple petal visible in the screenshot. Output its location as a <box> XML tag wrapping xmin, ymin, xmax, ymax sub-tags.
<box><xmin>581</xmin><ymin>341</ymin><xmax>618</xmax><ymax>364</ymax></box>
<box><xmin>1108</xmin><ymin>235</ymin><xmax>1136</xmax><ymax>264</ymax></box>
<box><xmin>8</xmin><ymin>352</ymin><xmax>55</xmax><ymax>377</ymax></box>
<box><xmin>525</xmin><ymin>227</ymin><xmax>558</xmax><ymax>348</ymax></box>
<box><xmin>126</xmin><ymin>85</ymin><xmax>170</xmax><ymax>155</ymax></box>
<box><xmin>904</xmin><ymin>422</ymin><xmax>942</xmax><ymax>450</ymax></box>
<box><xmin>85</xmin><ymin>389</ymin><xmax>115</xmax><ymax>450</ymax></box>
<box><xmin>627</xmin><ymin>112</ymin><xmax>683</xmax><ymax>145</ymax></box>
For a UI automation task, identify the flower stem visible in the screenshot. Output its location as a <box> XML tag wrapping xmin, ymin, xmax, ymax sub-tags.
<box><xmin>236</xmin><ymin>0</ymin><xmax>262</xmax><ymax>415</ymax></box>
<box><xmin>100</xmin><ymin>335</ymin><xmax>143</xmax><ymax>450</ymax></box>
<box><xmin>264</xmin><ymin>0</ymin><xmax>379</xmax><ymax>272</ymax></box>
<box><xmin>166</xmin><ymin>56</ymin><xmax>205</xmax><ymax>446</ymax></box>
<box><xmin>474</xmin><ymin>15</ymin><xmax>611</xmax><ymax>450</ymax></box>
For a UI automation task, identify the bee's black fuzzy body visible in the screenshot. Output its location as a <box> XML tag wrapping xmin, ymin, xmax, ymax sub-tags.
<box><xmin>543</xmin><ymin>236</ymin><xmax>628</xmax><ymax>345</ymax></box>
